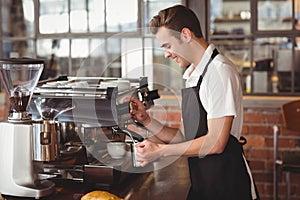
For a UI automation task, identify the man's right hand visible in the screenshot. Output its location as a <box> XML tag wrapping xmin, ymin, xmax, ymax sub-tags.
<box><xmin>129</xmin><ymin>97</ymin><xmax>151</xmax><ymax>126</ymax></box>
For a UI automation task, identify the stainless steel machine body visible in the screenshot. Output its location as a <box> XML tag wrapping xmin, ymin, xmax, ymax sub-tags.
<box><xmin>29</xmin><ymin>76</ymin><xmax>159</xmax><ymax>186</ymax></box>
<box><xmin>32</xmin><ymin>120</ymin><xmax>60</xmax><ymax>161</ymax></box>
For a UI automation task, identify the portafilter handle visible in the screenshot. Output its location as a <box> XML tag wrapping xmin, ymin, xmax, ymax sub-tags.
<box><xmin>116</xmin><ymin>88</ymin><xmax>160</xmax><ymax>116</ymax></box>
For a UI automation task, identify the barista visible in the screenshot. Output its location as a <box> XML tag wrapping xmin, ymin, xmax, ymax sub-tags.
<box><xmin>130</xmin><ymin>5</ymin><xmax>259</xmax><ymax>200</ymax></box>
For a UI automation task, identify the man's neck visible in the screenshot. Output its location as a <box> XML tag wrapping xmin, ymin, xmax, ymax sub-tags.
<box><xmin>190</xmin><ymin>37</ymin><xmax>209</xmax><ymax>67</ymax></box>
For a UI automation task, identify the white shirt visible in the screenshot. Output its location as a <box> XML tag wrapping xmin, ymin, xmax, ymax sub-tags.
<box><xmin>183</xmin><ymin>44</ymin><xmax>243</xmax><ymax>140</ymax></box>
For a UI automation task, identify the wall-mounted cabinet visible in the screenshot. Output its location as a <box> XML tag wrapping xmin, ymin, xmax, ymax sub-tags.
<box><xmin>208</xmin><ymin>0</ymin><xmax>300</xmax><ymax>95</ymax></box>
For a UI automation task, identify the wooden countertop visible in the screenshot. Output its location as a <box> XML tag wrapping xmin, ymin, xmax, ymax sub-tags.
<box><xmin>3</xmin><ymin>157</ymin><xmax>190</xmax><ymax>200</ymax></box>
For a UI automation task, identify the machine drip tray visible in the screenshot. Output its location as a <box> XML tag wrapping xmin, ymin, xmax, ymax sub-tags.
<box><xmin>40</xmin><ymin>150</ymin><xmax>134</xmax><ymax>187</ymax></box>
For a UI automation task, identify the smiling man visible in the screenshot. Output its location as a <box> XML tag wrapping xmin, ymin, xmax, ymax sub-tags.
<box><xmin>130</xmin><ymin>5</ymin><xmax>259</xmax><ymax>200</ymax></box>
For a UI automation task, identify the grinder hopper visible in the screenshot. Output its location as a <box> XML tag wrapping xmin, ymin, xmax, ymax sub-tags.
<box><xmin>0</xmin><ymin>58</ymin><xmax>44</xmax><ymax>121</ymax></box>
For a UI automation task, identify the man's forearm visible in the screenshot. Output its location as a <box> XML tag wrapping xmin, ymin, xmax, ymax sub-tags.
<box><xmin>145</xmin><ymin>118</ymin><xmax>184</xmax><ymax>143</ymax></box>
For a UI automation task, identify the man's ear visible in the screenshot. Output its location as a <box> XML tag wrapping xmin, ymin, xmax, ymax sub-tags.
<box><xmin>180</xmin><ymin>28</ymin><xmax>192</xmax><ymax>42</ymax></box>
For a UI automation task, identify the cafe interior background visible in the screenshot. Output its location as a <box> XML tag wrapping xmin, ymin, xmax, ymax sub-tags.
<box><xmin>0</xmin><ymin>0</ymin><xmax>299</xmax><ymax>199</ymax></box>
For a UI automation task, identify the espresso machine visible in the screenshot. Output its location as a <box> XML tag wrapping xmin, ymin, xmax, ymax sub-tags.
<box><xmin>29</xmin><ymin>76</ymin><xmax>159</xmax><ymax>185</ymax></box>
<box><xmin>0</xmin><ymin>58</ymin><xmax>55</xmax><ymax>198</ymax></box>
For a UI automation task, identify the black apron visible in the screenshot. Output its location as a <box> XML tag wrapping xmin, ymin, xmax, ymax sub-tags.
<box><xmin>182</xmin><ymin>49</ymin><xmax>252</xmax><ymax>200</ymax></box>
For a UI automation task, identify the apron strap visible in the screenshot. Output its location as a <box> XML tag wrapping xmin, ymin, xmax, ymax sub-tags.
<box><xmin>197</xmin><ymin>48</ymin><xmax>219</xmax><ymax>87</ymax></box>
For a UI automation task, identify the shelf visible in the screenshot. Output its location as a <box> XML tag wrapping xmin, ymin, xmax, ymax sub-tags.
<box><xmin>210</xmin><ymin>34</ymin><xmax>252</xmax><ymax>40</ymax></box>
<box><xmin>214</xmin><ymin>17</ymin><xmax>250</xmax><ymax>23</ymax></box>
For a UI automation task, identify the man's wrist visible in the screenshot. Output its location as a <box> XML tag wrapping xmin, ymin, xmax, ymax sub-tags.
<box><xmin>142</xmin><ymin>117</ymin><xmax>151</xmax><ymax>127</ymax></box>
<box><xmin>144</xmin><ymin>118</ymin><xmax>164</xmax><ymax>134</ymax></box>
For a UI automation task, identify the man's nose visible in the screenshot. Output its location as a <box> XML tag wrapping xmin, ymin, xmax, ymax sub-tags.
<box><xmin>164</xmin><ymin>50</ymin><xmax>172</xmax><ymax>58</ymax></box>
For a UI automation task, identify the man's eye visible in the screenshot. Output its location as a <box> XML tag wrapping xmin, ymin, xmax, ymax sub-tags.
<box><xmin>164</xmin><ymin>45</ymin><xmax>171</xmax><ymax>49</ymax></box>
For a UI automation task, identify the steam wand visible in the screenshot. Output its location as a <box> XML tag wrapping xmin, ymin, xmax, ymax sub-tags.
<box><xmin>111</xmin><ymin>126</ymin><xmax>144</xmax><ymax>143</ymax></box>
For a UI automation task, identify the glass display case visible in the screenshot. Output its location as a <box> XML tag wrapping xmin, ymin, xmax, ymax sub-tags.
<box><xmin>209</xmin><ymin>0</ymin><xmax>300</xmax><ymax>95</ymax></box>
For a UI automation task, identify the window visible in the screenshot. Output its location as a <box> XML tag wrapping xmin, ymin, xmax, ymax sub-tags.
<box><xmin>0</xmin><ymin>0</ymin><xmax>183</xmax><ymax>94</ymax></box>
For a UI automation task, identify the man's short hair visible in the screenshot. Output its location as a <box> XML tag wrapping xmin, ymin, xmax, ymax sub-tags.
<box><xmin>149</xmin><ymin>5</ymin><xmax>203</xmax><ymax>38</ymax></box>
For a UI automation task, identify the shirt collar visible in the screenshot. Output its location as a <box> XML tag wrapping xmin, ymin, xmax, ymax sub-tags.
<box><xmin>183</xmin><ymin>44</ymin><xmax>216</xmax><ymax>86</ymax></box>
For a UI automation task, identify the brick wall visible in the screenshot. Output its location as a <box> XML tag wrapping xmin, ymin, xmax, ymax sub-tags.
<box><xmin>243</xmin><ymin>107</ymin><xmax>300</xmax><ymax>200</ymax></box>
<box><xmin>149</xmin><ymin>99</ymin><xmax>300</xmax><ymax>200</ymax></box>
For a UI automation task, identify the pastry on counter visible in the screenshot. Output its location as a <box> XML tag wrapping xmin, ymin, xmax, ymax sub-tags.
<box><xmin>81</xmin><ymin>190</ymin><xmax>122</xmax><ymax>200</ymax></box>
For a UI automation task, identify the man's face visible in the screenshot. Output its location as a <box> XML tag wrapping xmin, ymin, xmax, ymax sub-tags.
<box><xmin>155</xmin><ymin>27</ymin><xmax>191</xmax><ymax>68</ymax></box>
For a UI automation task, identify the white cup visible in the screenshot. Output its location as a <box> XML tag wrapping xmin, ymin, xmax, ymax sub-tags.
<box><xmin>106</xmin><ymin>142</ymin><xmax>126</xmax><ymax>159</ymax></box>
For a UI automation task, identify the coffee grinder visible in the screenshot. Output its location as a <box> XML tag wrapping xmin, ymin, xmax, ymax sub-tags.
<box><xmin>0</xmin><ymin>58</ymin><xmax>55</xmax><ymax>198</ymax></box>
